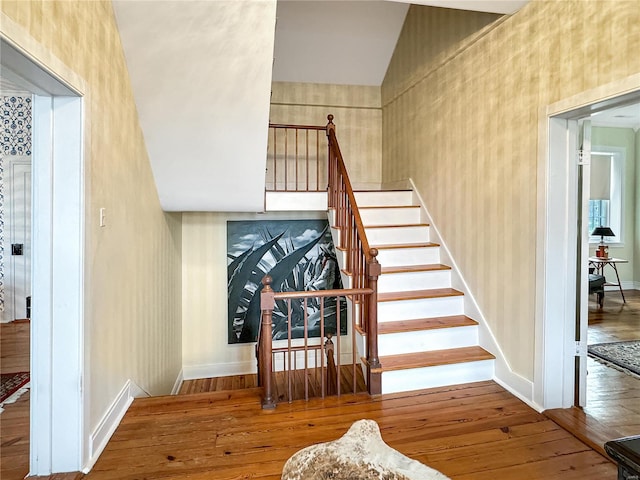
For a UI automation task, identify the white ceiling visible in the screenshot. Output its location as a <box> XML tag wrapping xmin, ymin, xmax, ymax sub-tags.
<box><xmin>113</xmin><ymin>0</ymin><xmax>533</xmax><ymax>211</ymax></box>
<box><xmin>591</xmin><ymin>103</ymin><xmax>640</xmax><ymax>130</ymax></box>
<box><xmin>273</xmin><ymin>1</ymin><xmax>409</xmax><ymax>86</ymax></box>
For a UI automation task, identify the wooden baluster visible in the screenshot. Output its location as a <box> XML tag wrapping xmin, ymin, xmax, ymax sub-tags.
<box><xmin>325</xmin><ymin>333</ymin><xmax>337</xmax><ymax>396</ymax></box>
<box><xmin>260</xmin><ymin>276</ymin><xmax>276</xmax><ymax>409</ymax></box>
<box><xmin>366</xmin><ymin>249</ymin><xmax>382</xmax><ymax>395</ymax></box>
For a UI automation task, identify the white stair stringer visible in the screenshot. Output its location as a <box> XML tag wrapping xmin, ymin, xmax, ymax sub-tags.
<box><xmin>327</xmin><ymin>188</ymin><xmax>495</xmax><ymax>395</ymax></box>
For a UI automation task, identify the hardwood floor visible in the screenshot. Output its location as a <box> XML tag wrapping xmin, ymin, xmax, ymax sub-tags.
<box><xmin>545</xmin><ymin>289</ymin><xmax>640</xmax><ymax>455</ymax></box>
<box><xmin>180</xmin><ymin>364</ymin><xmax>367</xmax><ymax>403</ymax></box>
<box><xmin>86</xmin><ymin>381</ymin><xmax>614</xmax><ymax>480</ymax></box>
<box><xmin>1</xmin><ymin>320</ymin><xmax>30</xmax><ymax>480</ymax></box>
<box><xmin>1</xmin><ymin>319</ymin><xmax>30</xmax><ymax>374</ymax></box>
<box><xmin>2</xmin><ymin>291</ymin><xmax>638</xmax><ymax>479</ymax></box>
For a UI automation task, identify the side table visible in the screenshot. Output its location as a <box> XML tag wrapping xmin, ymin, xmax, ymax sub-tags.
<box><xmin>588</xmin><ymin>257</ymin><xmax>628</xmax><ymax>303</ymax></box>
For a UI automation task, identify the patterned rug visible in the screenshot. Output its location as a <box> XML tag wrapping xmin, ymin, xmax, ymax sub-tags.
<box><xmin>588</xmin><ymin>340</ymin><xmax>640</xmax><ymax>377</ymax></box>
<box><xmin>0</xmin><ymin>371</ymin><xmax>30</xmax><ymax>403</ymax></box>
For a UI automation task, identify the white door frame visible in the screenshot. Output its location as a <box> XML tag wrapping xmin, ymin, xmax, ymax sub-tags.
<box><xmin>1</xmin><ymin>28</ymin><xmax>87</xmax><ymax>475</ymax></box>
<box><xmin>534</xmin><ymin>73</ymin><xmax>640</xmax><ymax>409</ymax></box>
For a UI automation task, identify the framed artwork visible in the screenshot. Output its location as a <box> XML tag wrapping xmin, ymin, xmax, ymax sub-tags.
<box><xmin>227</xmin><ymin>219</ymin><xmax>345</xmax><ymax>344</ymax></box>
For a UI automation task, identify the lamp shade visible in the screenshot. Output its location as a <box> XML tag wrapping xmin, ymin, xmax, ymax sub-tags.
<box><xmin>591</xmin><ymin>226</ymin><xmax>615</xmax><ymax>237</ymax></box>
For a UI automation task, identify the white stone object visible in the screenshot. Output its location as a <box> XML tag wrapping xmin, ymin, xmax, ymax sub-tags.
<box><xmin>281</xmin><ymin>419</ymin><xmax>450</xmax><ymax>480</ymax></box>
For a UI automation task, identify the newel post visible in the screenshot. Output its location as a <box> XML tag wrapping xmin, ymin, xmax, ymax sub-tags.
<box><xmin>260</xmin><ymin>275</ymin><xmax>276</xmax><ymax>409</ymax></box>
<box><xmin>366</xmin><ymin>249</ymin><xmax>382</xmax><ymax>395</ymax></box>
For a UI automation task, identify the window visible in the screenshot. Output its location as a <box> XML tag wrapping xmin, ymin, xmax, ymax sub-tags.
<box><xmin>588</xmin><ymin>148</ymin><xmax>623</xmax><ymax>244</ymax></box>
<box><xmin>588</xmin><ymin>199</ymin><xmax>609</xmax><ymax>235</ymax></box>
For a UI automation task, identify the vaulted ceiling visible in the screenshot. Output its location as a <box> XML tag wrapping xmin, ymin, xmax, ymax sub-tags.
<box><xmin>112</xmin><ymin>0</ymin><xmax>529</xmax><ymax>212</ymax></box>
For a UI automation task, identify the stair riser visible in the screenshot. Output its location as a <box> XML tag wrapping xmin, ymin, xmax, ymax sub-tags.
<box><xmin>360</xmin><ymin>208</ymin><xmax>421</xmax><ymax>226</ymax></box>
<box><xmin>365</xmin><ymin>226</ymin><xmax>430</xmax><ymax>245</ymax></box>
<box><xmin>381</xmin><ymin>360</ymin><xmax>494</xmax><ymax>394</ymax></box>
<box><xmin>377</xmin><ymin>325</ymin><xmax>479</xmax><ymax>356</ymax></box>
<box><xmin>378</xmin><ymin>296</ymin><xmax>464</xmax><ymax>322</ymax></box>
<box><xmin>354</xmin><ymin>191</ymin><xmax>413</xmax><ymax>207</ymax></box>
<box><xmin>375</xmin><ymin>247</ymin><xmax>440</xmax><ymax>266</ymax></box>
<box><xmin>378</xmin><ymin>270</ymin><xmax>451</xmax><ymax>293</ymax></box>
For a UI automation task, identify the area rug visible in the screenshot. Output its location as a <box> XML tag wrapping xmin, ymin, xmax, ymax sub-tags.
<box><xmin>588</xmin><ymin>340</ymin><xmax>640</xmax><ymax>377</ymax></box>
<box><xmin>0</xmin><ymin>371</ymin><xmax>30</xmax><ymax>403</ymax></box>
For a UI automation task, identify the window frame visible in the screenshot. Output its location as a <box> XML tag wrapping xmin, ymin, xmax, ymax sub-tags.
<box><xmin>588</xmin><ymin>146</ymin><xmax>624</xmax><ymax>245</ymax></box>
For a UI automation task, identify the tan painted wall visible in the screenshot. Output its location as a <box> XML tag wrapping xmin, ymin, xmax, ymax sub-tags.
<box><xmin>1</xmin><ymin>1</ymin><xmax>182</xmax><ymax>427</ymax></box>
<box><xmin>270</xmin><ymin>82</ymin><xmax>382</xmax><ymax>189</ymax></box>
<box><xmin>182</xmin><ymin>211</ymin><xmax>334</xmax><ymax>376</ymax></box>
<box><xmin>589</xmin><ymin>127</ymin><xmax>637</xmax><ymax>281</ymax></box>
<box><xmin>381</xmin><ymin>1</ymin><xmax>640</xmax><ymax>379</ymax></box>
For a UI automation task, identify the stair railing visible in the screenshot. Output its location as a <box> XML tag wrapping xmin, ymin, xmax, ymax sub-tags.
<box><xmin>266</xmin><ymin>122</ymin><xmax>328</xmax><ymax>192</ymax></box>
<box><xmin>258</xmin><ymin>275</ymin><xmax>373</xmax><ymax>408</ymax></box>
<box><xmin>325</xmin><ymin>115</ymin><xmax>382</xmax><ymax>395</ymax></box>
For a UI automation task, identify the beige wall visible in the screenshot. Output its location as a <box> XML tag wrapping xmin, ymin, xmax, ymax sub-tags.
<box><xmin>589</xmin><ymin>127</ymin><xmax>637</xmax><ymax>282</ymax></box>
<box><xmin>1</xmin><ymin>1</ymin><xmax>182</xmax><ymax>427</ymax></box>
<box><xmin>270</xmin><ymin>82</ymin><xmax>382</xmax><ymax>189</ymax></box>
<box><xmin>182</xmin><ymin>211</ymin><xmax>329</xmax><ymax>377</ymax></box>
<box><xmin>381</xmin><ymin>1</ymin><xmax>640</xmax><ymax>380</ymax></box>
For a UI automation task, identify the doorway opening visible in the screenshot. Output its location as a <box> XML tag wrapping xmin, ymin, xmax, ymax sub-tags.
<box><xmin>535</xmin><ymin>73</ymin><xmax>640</xmax><ymax>433</ymax></box>
<box><xmin>1</xmin><ymin>35</ymin><xmax>86</xmax><ymax>476</ymax></box>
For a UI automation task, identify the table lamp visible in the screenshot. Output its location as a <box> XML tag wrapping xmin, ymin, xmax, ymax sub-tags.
<box><xmin>592</xmin><ymin>226</ymin><xmax>615</xmax><ymax>259</ymax></box>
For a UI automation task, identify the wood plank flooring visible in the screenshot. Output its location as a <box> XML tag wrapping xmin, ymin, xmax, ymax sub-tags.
<box><xmin>180</xmin><ymin>364</ymin><xmax>367</xmax><ymax>403</ymax></box>
<box><xmin>1</xmin><ymin>319</ymin><xmax>30</xmax><ymax>374</ymax></box>
<box><xmin>1</xmin><ymin>291</ymin><xmax>638</xmax><ymax>479</ymax></box>
<box><xmin>86</xmin><ymin>381</ymin><xmax>614</xmax><ymax>480</ymax></box>
<box><xmin>1</xmin><ymin>320</ymin><xmax>30</xmax><ymax>480</ymax></box>
<box><xmin>545</xmin><ymin>289</ymin><xmax>640</xmax><ymax>456</ymax></box>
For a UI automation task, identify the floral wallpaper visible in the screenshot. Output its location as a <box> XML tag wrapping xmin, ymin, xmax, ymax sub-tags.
<box><xmin>0</xmin><ymin>95</ymin><xmax>33</xmax><ymax>314</ymax></box>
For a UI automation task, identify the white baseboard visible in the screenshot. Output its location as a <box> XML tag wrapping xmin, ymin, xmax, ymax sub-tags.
<box><xmin>493</xmin><ymin>363</ymin><xmax>540</xmax><ymax>412</ymax></box>
<box><xmin>603</xmin><ymin>280</ymin><xmax>636</xmax><ymax>291</ymax></box>
<box><xmin>183</xmin><ymin>361</ymin><xmax>256</xmax><ymax>380</ymax></box>
<box><xmin>407</xmin><ymin>178</ymin><xmax>539</xmax><ymax>407</ymax></box>
<box><xmin>84</xmin><ymin>379</ymin><xmax>149</xmax><ymax>473</ymax></box>
<box><xmin>171</xmin><ymin>369</ymin><xmax>184</xmax><ymax>395</ymax></box>
<box><xmin>381</xmin><ymin>179</ymin><xmax>411</xmax><ymax>190</ymax></box>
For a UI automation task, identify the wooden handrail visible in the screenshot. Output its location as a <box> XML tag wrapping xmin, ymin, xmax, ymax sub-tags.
<box><xmin>326</xmin><ymin>116</ymin><xmax>374</xmax><ymax>263</ymax></box>
<box><xmin>326</xmin><ymin>115</ymin><xmax>382</xmax><ymax>392</ymax></box>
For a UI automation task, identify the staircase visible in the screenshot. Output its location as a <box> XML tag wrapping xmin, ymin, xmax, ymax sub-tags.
<box><xmin>345</xmin><ymin>189</ymin><xmax>495</xmax><ymax>395</ymax></box>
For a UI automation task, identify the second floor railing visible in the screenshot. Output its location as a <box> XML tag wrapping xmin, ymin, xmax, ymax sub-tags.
<box><xmin>266</xmin><ymin>122</ymin><xmax>328</xmax><ymax>192</ymax></box>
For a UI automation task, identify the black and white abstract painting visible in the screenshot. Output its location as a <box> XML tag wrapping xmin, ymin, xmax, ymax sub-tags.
<box><xmin>227</xmin><ymin>219</ymin><xmax>345</xmax><ymax>344</ymax></box>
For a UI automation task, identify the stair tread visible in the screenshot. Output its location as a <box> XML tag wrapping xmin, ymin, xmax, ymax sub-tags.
<box><xmin>381</xmin><ymin>263</ymin><xmax>451</xmax><ymax>274</ymax></box>
<box><xmin>373</xmin><ymin>242</ymin><xmax>439</xmax><ymax>250</ymax></box>
<box><xmin>365</xmin><ymin>223</ymin><xmax>429</xmax><ymax>229</ymax></box>
<box><xmin>378</xmin><ymin>288</ymin><xmax>463</xmax><ymax>302</ymax></box>
<box><xmin>378</xmin><ymin>315</ymin><xmax>478</xmax><ymax>334</ymax></box>
<box><xmin>380</xmin><ymin>346</ymin><xmax>495</xmax><ymax>372</ymax></box>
